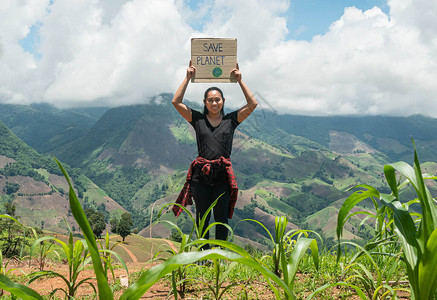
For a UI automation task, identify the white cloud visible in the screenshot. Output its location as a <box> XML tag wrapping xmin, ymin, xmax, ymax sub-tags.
<box><xmin>0</xmin><ymin>0</ymin><xmax>437</xmax><ymax>116</ymax></box>
<box><xmin>243</xmin><ymin>4</ymin><xmax>437</xmax><ymax>116</ymax></box>
<box><xmin>40</xmin><ymin>0</ymin><xmax>192</xmax><ymax>107</ymax></box>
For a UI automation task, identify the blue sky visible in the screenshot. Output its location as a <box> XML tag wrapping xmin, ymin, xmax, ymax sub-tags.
<box><xmin>185</xmin><ymin>0</ymin><xmax>389</xmax><ymax>41</ymax></box>
<box><xmin>19</xmin><ymin>22</ymin><xmax>42</xmax><ymax>60</ymax></box>
<box><xmin>2</xmin><ymin>0</ymin><xmax>437</xmax><ymax>116</ymax></box>
<box><xmin>285</xmin><ymin>0</ymin><xmax>389</xmax><ymax>40</ymax></box>
<box><xmin>18</xmin><ymin>0</ymin><xmax>389</xmax><ymax>59</ymax></box>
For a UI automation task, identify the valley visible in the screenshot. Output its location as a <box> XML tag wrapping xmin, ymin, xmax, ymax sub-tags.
<box><xmin>1</xmin><ymin>97</ymin><xmax>437</xmax><ymax>248</ymax></box>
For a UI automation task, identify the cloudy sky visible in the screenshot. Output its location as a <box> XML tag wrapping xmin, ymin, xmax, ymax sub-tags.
<box><xmin>1</xmin><ymin>0</ymin><xmax>436</xmax><ymax>116</ymax></box>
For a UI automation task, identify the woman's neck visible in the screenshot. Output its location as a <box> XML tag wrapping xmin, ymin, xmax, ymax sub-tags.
<box><xmin>207</xmin><ymin>112</ymin><xmax>222</xmax><ymax>127</ymax></box>
<box><xmin>207</xmin><ymin>111</ymin><xmax>221</xmax><ymax>120</ymax></box>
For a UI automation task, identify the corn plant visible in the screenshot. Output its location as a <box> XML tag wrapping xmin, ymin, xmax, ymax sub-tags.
<box><xmin>230</xmin><ymin>216</ymin><xmax>320</xmax><ymax>299</ymax></box>
<box><xmin>28</xmin><ymin>231</ymin><xmax>97</xmax><ymax>299</ymax></box>
<box><xmin>121</xmin><ymin>241</ymin><xmax>296</xmax><ymax>300</ymax></box>
<box><xmin>335</xmin><ymin>140</ymin><xmax>437</xmax><ymax>299</ymax></box>
<box><xmin>338</xmin><ymin>241</ymin><xmax>408</xmax><ymax>299</ymax></box>
<box><xmin>29</xmin><ymin>228</ymin><xmax>60</xmax><ymax>271</ymax></box>
<box><xmin>154</xmin><ymin>196</ymin><xmax>233</xmax><ymax>299</ymax></box>
<box><xmin>188</xmin><ymin>259</ymin><xmax>247</xmax><ymax>300</ymax></box>
<box><xmin>0</xmin><ymin>214</ymin><xmax>42</xmax><ymax>299</ymax></box>
<box><xmin>97</xmin><ymin>230</ymin><xmax>129</xmax><ymax>283</ymax></box>
<box><xmin>153</xmin><ymin>205</ymin><xmax>194</xmax><ymax>299</ymax></box>
<box><xmin>234</xmin><ymin>216</ymin><xmax>320</xmax><ymax>286</ymax></box>
<box><xmin>0</xmin><ymin>158</ymin><xmax>326</xmax><ymax>300</ymax></box>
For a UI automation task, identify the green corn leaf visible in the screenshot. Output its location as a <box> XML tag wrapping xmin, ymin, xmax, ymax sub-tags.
<box><xmin>0</xmin><ymin>214</ymin><xmax>23</xmax><ymax>226</ymax></box>
<box><xmin>28</xmin><ymin>271</ymin><xmax>70</xmax><ymax>287</ymax></box>
<box><xmin>380</xmin><ymin>197</ymin><xmax>419</xmax><ymax>250</ymax></box>
<box><xmin>120</xmin><ymin>248</ymin><xmax>294</xmax><ymax>300</ymax></box>
<box><xmin>0</xmin><ymin>274</ymin><xmax>43</xmax><ymax>300</ymax></box>
<box><xmin>202</xmin><ymin>221</ymin><xmax>234</xmax><ymax>240</ymax></box>
<box><xmin>187</xmin><ymin>239</ymin><xmax>252</xmax><ymax>259</ymax></box>
<box><xmin>286</xmin><ymin>238</ymin><xmax>319</xmax><ymax>287</ymax></box>
<box><xmin>198</xmin><ymin>195</ymin><xmax>223</xmax><ymax>238</ymax></box>
<box><xmin>337</xmin><ymin>185</ymin><xmax>380</xmax><ymax>240</ymax></box>
<box><xmin>54</xmin><ymin>158</ymin><xmax>114</xmax><ymax>300</ymax></box>
<box><xmin>307</xmin><ymin>281</ymin><xmax>368</xmax><ymax>300</ymax></box>
<box><xmin>30</xmin><ymin>236</ymin><xmax>57</xmax><ymax>259</ymax></box>
<box><xmin>99</xmin><ymin>249</ymin><xmax>129</xmax><ymax>277</ymax></box>
<box><xmin>418</xmin><ymin>227</ymin><xmax>437</xmax><ymax>299</ymax></box>
<box><xmin>384</xmin><ymin>165</ymin><xmax>399</xmax><ymax>198</ymax></box>
<box><xmin>158</xmin><ymin>203</ymin><xmax>196</xmax><ymax>239</ymax></box>
<box><xmin>105</xmin><ymin>231</ymin><xmax>110</xmax><ymax>250</ymax></box>
<box><xmin>412</xmin><ymin>142</ymin><xmax>437</xmax><ymax>243</ymax></box>
<box><xmin>337</xmin><ymin>185</ymin><xmax>380</xmax><ymax>261</ymax></box>
<box><xmin>232</xmin><ymin>218</ymin><xmax>275</xmax><ymax>244</ymax></box>
<box><xmin>391</xmin><ymin>146</ymin><xmax>437</xmax><ymax>242</ymax></box>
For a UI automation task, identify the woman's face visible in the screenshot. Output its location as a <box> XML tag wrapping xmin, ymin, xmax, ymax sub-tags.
<box><xmin>204</xmin><ymin>90</ymin><xmax>224</xmax><ymax>115</ymax></box>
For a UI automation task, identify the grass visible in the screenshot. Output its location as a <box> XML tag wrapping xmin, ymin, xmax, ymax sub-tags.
<box><xmin>169</xmin><ymin>122</ymin><xmax>196</xmax><ymax>145</ymax></box>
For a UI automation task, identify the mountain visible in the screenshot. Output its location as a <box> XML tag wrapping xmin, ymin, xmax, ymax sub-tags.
<box><xmin>0</xmin><ymin>103</ymin><xmax>108</xmax><ymax>153</ymax></box>
<box><xmin>238</xmin><ymin>110</ymin><xmax>437</xmax><ymax>162</ymax></box>
<box><xmin>2</xmin><ymin>97</ymin><xmax>437</xmax><ymax>245</ymax></box>
<box><xmin>44</xmin><ymin>96</ymin><xmax>387</xmax><ymax>242</ymax></box>
<box><xmin>0</xmin><ymin>120</ymin><xmax>124</xmax><ymax>233</ymax></box>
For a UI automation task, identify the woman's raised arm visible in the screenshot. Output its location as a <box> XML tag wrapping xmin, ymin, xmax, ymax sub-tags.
<box><xmin>172</xmin><ymin>61</ymin><xmax>195</xmax><ymax>123</ymax></box>
<box><xmin>231</xmin><ymin>63</ymin><xmax>258</xmax><ymax>123</ymax></box>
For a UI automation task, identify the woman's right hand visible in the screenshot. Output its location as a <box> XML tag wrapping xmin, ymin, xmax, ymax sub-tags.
<box><xmin>186</xmin><ymin>60</ymin><xmax>196</xmax><ymax>81</ymax></box>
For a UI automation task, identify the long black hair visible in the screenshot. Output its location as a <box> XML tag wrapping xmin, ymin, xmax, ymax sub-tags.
<box><xmin>203</xmin><ymin>87</ymin><xmax>225</xmax><ymax>116</ymax></box>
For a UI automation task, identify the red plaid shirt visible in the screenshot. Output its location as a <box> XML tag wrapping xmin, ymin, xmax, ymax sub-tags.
<box><xmin>172</xmin><ymin>156</ymin><xmax>238</xmax><ymax>219</ymax></box>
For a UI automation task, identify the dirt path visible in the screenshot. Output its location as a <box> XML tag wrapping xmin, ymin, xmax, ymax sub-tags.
<box><xmin>108</xmin><ymin>236</ymin><xmax>138</xmax><ymax>263</ymax></box>
<box><xmin>166</xmin><ymin>240</ymin><xmax>178</xmax><ymax>252</ymax></box>
<box><xmin>117</xmin><ymin>242</ymin><xmax>138</xmax><ymax>263</ymax></box>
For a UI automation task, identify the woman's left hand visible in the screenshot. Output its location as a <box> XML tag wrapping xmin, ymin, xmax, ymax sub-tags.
<box><xmin>230</xmin><ymin>63</ymin><xmax>242</xmax><ymax>83</ymax></box>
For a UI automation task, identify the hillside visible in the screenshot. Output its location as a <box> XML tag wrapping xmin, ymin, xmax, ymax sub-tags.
<box><xmin>43</xmin><ymin>97</ymin><xmax>388</xmax><ymax>242</ymax></box>
<box><xmin>0</xmin><ymin>103</ymin><xmax>107</xmax><ymax>153</ymax></box>
<box><xmin>2</xmin><ymin>97</ymin><xmax>437</xmax><ymax>243</ymax></box>
<box><xmin>238</xmin><ymin>111</ymin><xmax>437</xmax><ymax>163</ymax></box>
<box><xmin>0</xmin><ymin>120</ymin><xmax>124</xmax><ymax>233</ymax></box>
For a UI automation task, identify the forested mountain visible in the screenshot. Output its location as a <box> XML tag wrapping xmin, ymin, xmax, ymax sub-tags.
<box><xmin>238</xmin><ymin>111</ymin><xmax>437</xmax><ymax>163</ymax></box>
<box><xmin>0</xmin><ymin>103</ymin><xmax>108</xmax><ymax>153</ymax></box>
<box><xmin>0</xmin><ymin>120</ymin><xmax>125</xmax><ymax>233</ymax></box>
<box><xmin>1</xmin><ymin>96</ymin><xmax>437</xmax><ymax>248</ymax></box>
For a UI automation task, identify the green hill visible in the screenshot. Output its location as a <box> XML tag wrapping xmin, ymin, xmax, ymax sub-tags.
<box><xmin>2</xmin><ymin>97</ymin><xmax>437</xmax><ymax>243</ymax></box>
<box><xmin>0</xmin><ymin>120</ymin><xmax>124</xmax><ymax>234</ymax></box>
<box><xmin>0</xmin><ymin>103</ymin><xmax>107</xmax><ymax>153</ymax></box>
<box><xmin>239</xmin><ymin>111</ymin><xmax>437</xmax><ymax>162</ymax></box>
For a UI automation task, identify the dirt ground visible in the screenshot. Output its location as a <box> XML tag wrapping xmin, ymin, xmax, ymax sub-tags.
<box><xmin>4</xmin><ymin>259</ymin><xmax>411</xmax><ymax>299</ymax></box>
<box><xmin>6</xmin><ymin>260</ymin><xmax>181</xmax><ymax>299</ymax></box>
<box><xmin>4</xmin><ymin>260</ymin><xmax>277</xmax><ymax>299</ymax></box>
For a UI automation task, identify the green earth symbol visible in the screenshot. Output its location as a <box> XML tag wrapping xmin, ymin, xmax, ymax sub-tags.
<box><xmin>212</xmin><ymin>67</ymin><xmax>223</xmax><ymax>77</ymax></box>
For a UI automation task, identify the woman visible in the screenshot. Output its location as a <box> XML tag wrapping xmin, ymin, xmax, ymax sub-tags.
<box><xmin>172</xmin><ymin>60</ymin><xmax>257</xmax><ymax>245</ymax></box>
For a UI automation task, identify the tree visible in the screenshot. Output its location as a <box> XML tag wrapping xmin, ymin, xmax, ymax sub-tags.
<box><xmin>109</xmin><ymin>217</ymin><xmax>119</xmax><ymax>234</ymax></box>
<box><xmin>118</xmin><ymin>212</ymin><xmax>133</xmax><ymax>242</ymax></box>
<box><xmin>4</xmin><ymin>182</ymin><xmax>20</xmax><ymax>194</ymax></box>
<box><xmin>84</xmin><ymin>208</ymin><xmax>106</xmax><ymax>238</ymax></box>
<box><xmin>0</xmin><ymin>202</ymin><xmax>28</xmax><ymax>257</ymax></box>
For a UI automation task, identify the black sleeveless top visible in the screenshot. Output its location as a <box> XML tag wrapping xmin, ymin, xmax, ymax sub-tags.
<box><xmin>189</xmin><ymin>109</ymin><xmax>240</xmax><ymax>184</ymax></box>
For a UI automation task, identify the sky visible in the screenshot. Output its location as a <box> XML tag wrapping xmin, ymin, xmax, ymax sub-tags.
<box><xmin>1</xmin><ymin>0</ymin><xmax>437</xmax><ymax>117</ymax></box>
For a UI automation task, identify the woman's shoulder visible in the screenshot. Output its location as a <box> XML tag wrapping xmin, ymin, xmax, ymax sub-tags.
<box><xmin>190</xmin><ymin>109</ymin><xmax>205</xmax><ymax>123</ymax></box>
<box><xmin>223</xmin><ymin>110</ymin><xmax>240</xmax><ymax>125</ymax></box>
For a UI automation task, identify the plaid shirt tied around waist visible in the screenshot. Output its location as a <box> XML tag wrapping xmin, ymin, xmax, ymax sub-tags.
<box><xmin>172</xmin><ymin>156</ymin><xmax>238</xmax><ymax>219</ymax></box>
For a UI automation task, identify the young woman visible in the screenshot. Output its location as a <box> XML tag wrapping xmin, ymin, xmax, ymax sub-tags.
<box><xmin>172</xmin><ymin>60</ymin><xmax>257</xmax><ymax>246</ymax></box>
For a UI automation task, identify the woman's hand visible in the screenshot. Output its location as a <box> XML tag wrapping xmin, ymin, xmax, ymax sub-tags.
<box><xmin>187</xmin><ymin>60</ymin><xmax>196</xmax><ymax>81</ymax></box>
<box><xmin>230</xmin><ymin>63</ymin><xmax>242</xmax><ymax>83</ymax></box>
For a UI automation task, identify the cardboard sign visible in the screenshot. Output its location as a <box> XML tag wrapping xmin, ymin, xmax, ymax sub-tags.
<box><xmin>191</xmin><ymin>38</ymin><xmax>237</xmax><ymax>83</ymax></box>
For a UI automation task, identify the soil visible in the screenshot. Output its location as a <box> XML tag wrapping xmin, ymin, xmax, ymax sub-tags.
<box><xmin>4</xmin><ymin>255</ymin><xmax>411</xmax><ymax>299</ymax></box>
<box><xmin>4</xmin><ymin>260</ymin><xmax>276</xmax><ymax>299</ymax></box>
